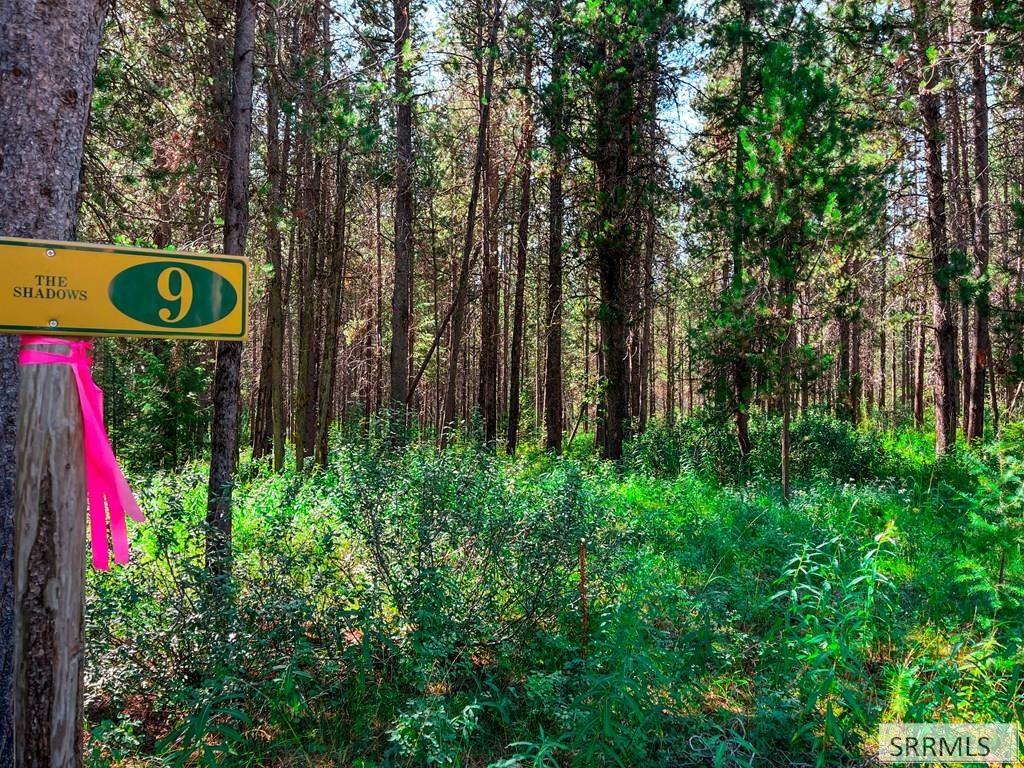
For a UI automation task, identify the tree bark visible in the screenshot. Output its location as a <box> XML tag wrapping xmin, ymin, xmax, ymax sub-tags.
<box><xmin>206</xmin><ymin>0</ymin><xmax>256</xmax><ymax>575</ymax></box>
<box><xmin>479</xmin><ymin>122</ymin><xmax>499</xmax><ymax>446</ymax></box>
<box><xmin>944</xmin><ymin>44</ymin><xmax>972</xmax><ymax>432</ymax></box>
<box><xmin>730</xmin><ymin>0</ymin><xmax>753</xmax><ymax>460</ymax></box>
<box><xmin>914</xmin><ymin>0</ymin><xmax>957</xmax><ymax>453</ymax></box>
<box><xmin>440</xmin><ymin>0</ymin><xmax>500</xmax><ymax>445</ymax></box>
<box><xmin>968</xmin><ymin>0</ymin><xmax>992</xmax><ymax>443</ymax></box>
<box><xmin>253</xmin><ymin>40</ymin><xmax>287</xmax><ymax>471</ymax></box>
<box><xmin>851</xmin><ymin>266</ymin><xmax>862</xmax><ymax>425</ymax></box>
<box><xmin>666</xmin><ymin>301</ymin><xmax>676</xmax><ymax>426</ymax></box>
<box><xmin>293</xmin><ymin>143</ymin><xmax>321</xmax><ymax>466</ymax></box>
<box><xmin>0</xmin><ymin>0</ymin><xmax>107</xmax><ymax>759</ymax></box>
<box><xmin>4</xmin><ymin>13</ymin><xmax>94</xmax><ymax>768</ymax></box>
<box><xmin>914</xmin><ymin>317</ymin><xmax>926</xmax><ymax>429</ymax></box>
<box><xmin>506</xmin><ymin>55</ymin><xmax>533</xmax><ymax>455</ymax></box>
<box><xmin>879</xmin><ymin>252</ymin><xmax>887</xmax><ymax>414</ymax></box>
<box><xmin>638</xmin><ymin>209</ymin><xmax>655</xmax><ymax>432</ymax></box>
<box><xmin>593</xmin><ymin>41</ymin><xmax>636</xmax><ymax>461</ymax></box>
<box><xmin>781</xmin><ymin>280</ymin><xmax>795</xmax><ymax>503</ymax></box>
<box><xmin>315</xmin><ymin>155</ymin><xmax>349</xmax><ymax>465</ymax></box>
<box><xmin>266</xmin><ymin>65</ymin><xmax>287</xmax><ymax>472</ymax></box>
<box><xmin>838</xmin><ymin>255</ymin><xmax>853</xmax><ymax>420</ymax></box>
<box><xmin>390</xmin><ymin>0</ymin><xmax>414</xmax><ymax>413</ymax></box>
<box><xmin>544</xmin><ymin>0</ymin><xmax>565</xmax><ymax>453</ymax></box>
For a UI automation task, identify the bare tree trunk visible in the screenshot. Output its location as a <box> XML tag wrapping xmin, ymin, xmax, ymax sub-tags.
<box><xmin>837</xmin><ymin>254</ymin><xmax>853</xmax><ymax>420</ymax></box>
<box><xmin>293</xmin><ymin>145</ymin><xmax>319</xmax><ymax>467</ymax></box>
<box><xmin>968</xmin><ymin>0</ymin><xmax>992</xmax><ymax>443</ymax></box>
<box><xmin>206</xmin><ymin>0</ymin><xmax>256</xmax><ymax>575</ymax></box>
<box><xmin>686</xmin><ymin>317</ymin><xmax>693</xmax><ymax>415</ymax></box>
<box><xmin>851</xmin><ymin>266</ymin><xmax>862</xmax><ymax>425</ymax></box>
<box><xmin>914</xmin><ymin>0</ymin><xmax>957</xmax><ymax>453</ymax></box>
<box><xmin>440</xmin><ymin>0</ymin><xmax>501</xmax><ymax>445</ymax></box>
<box><xmin>506</xmin><ymin>55</ymin><xmax>533</xmax><ymax>455</ymax></box>
<box><xmin>316</xmin><ymin>156</ymin><xmax>349</xmax><ymax>465</ymax></box>
<box><xmin>638</xmin><ymin>209</ymin><xmax>655</xmax><ymax>432</ymax></box>
<box><xmin>879</xmin><ymin>252</ymin><xmax>887</xmax><ymax>414</ymax></box>
<box><xmin>375</xmin><ymin>187</ymin><xmax>384</xmax><ymax>413</ymax></box>
<box><xmin>255</xmin><ymin>41</ymin><xmax>286</xmax><ymax>471</ymax></box>
<box><xmin>915</xmin><ymin>317</ymin><xmax>926</xmax><ymax>429</ymax></box>
<box><xmin>583</xmin><ymin>295</ymin><xmax>592</xmax><ymax>431</ymax></box>
<box><xmin>730</xmin><ymin>0</ymin><xmax>753</xmax><ymax>459</ymax></box>
<box><xmin>252</xmin><ymin>316</ymin><xmax>272</xmax><ymax>458</ymax></box>
<box><xmin>390</xmin><ymin>0</ymin><xmax>413</xmax><ymax>413</ymax></box>
<box><xmin>989</xmin><ymin>361</ymin><xmax>1000</xmax><ymax>436</ymax></box>
<box><xmin>902</xmin><ymin>315</ymin><xmax>910</xmax><ymax>409</ymax></box>
<box><xmin>781</xmin><ymin>280</ymin><xmax>795</xmax><ymax>503</ymax></box>
<box><xmin>666</xmin><ymin>301</ymin><xmax>676</xmax><ymax>426</ymax></box>
<box><xmin>945</xmin><ymin>36</ymin><xmax>972</xmax><ymax>432</ymax></box>
<box><xmin>267</xmin><ymin>73</ymin><xmax>287</xmax><ymax>472</ymax></box>
<box><xmin>593</xmin><ymin>42</ymin><xmax>636</xmax><ymax>461</ymax></box>
<box><xmin>0</xmin><ymin>0</ymin><xmax>107</xmax><ymax>759</ymax></box>
<box><xmin>799</xmin><ymin>305</ymin><xmax>809</xmax><ymax>415</ymax></box>
<box><xmin>479</xmin><ymin>125</ymin><xmax>499</xmax><ymax>446</ymax></box>
<box><xmin>544</xmin><ymin>0</ymin><xmax>565</xmax><ymax>453</ymax></box>
<box><xmin>535</xmin><ymin>256</ymin><xmax>544</xmax><ymax>428</ymax></box>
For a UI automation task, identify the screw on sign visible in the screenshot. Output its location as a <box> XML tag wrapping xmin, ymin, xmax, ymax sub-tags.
<box><xmin>4</xmin><ymin>238</ymin><xmax>247</xmax><ymax>765</ymax></box>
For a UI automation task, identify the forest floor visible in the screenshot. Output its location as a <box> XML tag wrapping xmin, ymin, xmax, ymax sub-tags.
<box><xmin>85</xmin><ymin>414</ymin><xmax>1024</xmax><ymax>767</ymax></box>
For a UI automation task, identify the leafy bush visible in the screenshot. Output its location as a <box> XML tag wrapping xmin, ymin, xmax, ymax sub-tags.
<box><xmin>85</xmin><ymin>423</ymin><xmax>1024</xmax><ymax>767</ymax></box>
<box><xmin>750</xmin><ymin>410</ymin><xmax>883</xmax><ymax>482</ymax></box>
<box><xmin>625</xmin><ymin>410</ymin><xmax>883</xmax><ymax>485</ymax></box>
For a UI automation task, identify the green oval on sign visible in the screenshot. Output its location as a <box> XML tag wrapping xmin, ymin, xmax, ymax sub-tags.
<box><xmin>109</xmin><ymin>261</ymin><xmax>238</xmax><ymax>328</ymax></box>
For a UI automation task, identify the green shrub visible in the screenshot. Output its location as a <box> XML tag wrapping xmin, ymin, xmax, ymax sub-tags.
<box><xmin>85</xmin><ymin>423</ymin><xmax>1024</xmax><ymax>767</ymax></box>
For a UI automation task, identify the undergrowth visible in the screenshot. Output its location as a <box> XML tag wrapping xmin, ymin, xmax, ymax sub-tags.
<box><xmin>85</xmin><ymin>416</ymin><xmax>1024</xmax><ymax>767</ymax></box>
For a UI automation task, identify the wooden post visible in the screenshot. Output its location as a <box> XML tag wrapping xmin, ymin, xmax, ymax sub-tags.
<box><xmin>14</xmin><ymin>342</ymin><xmax>87</xmax><ymax>767</ymax></box>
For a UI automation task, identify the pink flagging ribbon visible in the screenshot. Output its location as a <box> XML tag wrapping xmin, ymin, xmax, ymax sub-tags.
<box><xmin>19</xmin><ymin>335</ymin><xmax>145</xmax><ymax>571</ymax></box>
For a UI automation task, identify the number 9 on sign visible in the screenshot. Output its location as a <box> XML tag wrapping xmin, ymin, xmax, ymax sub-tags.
<box><xmin>157</xmin><ymin>266</ymin><xmax>193</xmax><ymax>323</ymax></box>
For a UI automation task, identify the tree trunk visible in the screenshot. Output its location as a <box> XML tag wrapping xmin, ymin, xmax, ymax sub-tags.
<box><xmin>730</xmin><ymin>0</ymin><xmax>753</xmax><ymax>460</ymax></box>
<box><xmin>638</xmin><ymin>209</ymin><xmax>655</xmax><ymax>432</ymax></box>
<box><xmin>478</xmin><ymin>126</ymin><xmax>499</xmax><ymax>446</ymax></box>
<box><xmin>315</xmin><ymin>156</ymin><xmax>349</xmax><ymax>465</ymax></box>
<box><xmin>266</xmin><ymin>73</ymin><xmax>287</xmax><ymax>472</ymax></box>
<box><xmin>293</xmin><ymin>146</ymin><xmax>322</xmax><ymax>466</ymax></box>
<box><xmin>0</xmin><ymin>0</ymin><xmax>107</xmax><ymax>760</ymax></box>
<box><xmin>506</xmin><ymin>56</ymin><xmax>533</xmax><ymax>455</ymax></box>
<box><xmin>593</xmin><ymin>42</ymin><xmax>635</xmax><ymax>461</ymax></box>
<box><xmin>544</xmin><ymin>0</ymin><xmax>565</xmax><ymax>453</ymax></box>
<box><xmin>914</xmin><ymin>0</ymin><xmax>957</xmax><ymax>453</ymax></box>
<box><xmin>440</xmin><ymin>0</ymin><xmax>500</xmax><ymax>445</ymax></box>
<box><xmin>968</xmin><ymin>0</ymin><xmax>992</xmax><ymax>443</ymax></box>
<box><xmin>914</xmin><ymin>317</ymin><xmax>926</xmax><ymax>429</ymax></box>
<box><xmin>781</xmin><ymin>280</ymin><xmax>795</xmax><ymax>503</ymax></box>
<box><xmin>390</xmin><ymin>0</ymin><xmax>413</xmax><ymax>413</ymax></box>
<box><xmin>944</xmin><ymin>38</ymin><xmax>971</xmax><ymax>433</ymax></box>
<box><xmin>254</xmin><ymin>47</ymin><xmax>286</xmax><ymax>472</ymax></box>
<box><xmin>375</xmin><ymin>186</ymin><xmax>384</xmax><ymax>413</ymax></box>
<box><xmin>206</xmin><ymin>0</ymin><xmax>256</xmax><ymax>575</ymax></box>
<box><xmin>666</xmin><ymin>301</ymin><xmax>676</xmax><ymax>426</ymax></box>
<box><xmin>851</xmin><ymin>268</ymin><xmax>862</xmax><ymax>425</ymax></box>
<box><xmin>252</xmin><ymin>314</ymin><xmax>272</xmax><ymax>459</ymax></box>
<box><xmin>879</xmin><ymin>252</ymin><xmax>887</xmax><ymax>414</ymax></box>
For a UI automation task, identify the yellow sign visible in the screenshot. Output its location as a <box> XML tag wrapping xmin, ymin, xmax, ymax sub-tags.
<box><xmin>0</xmin><ymin>238</ymin><xmax>248</xmax><ymax>340</ymax></box>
